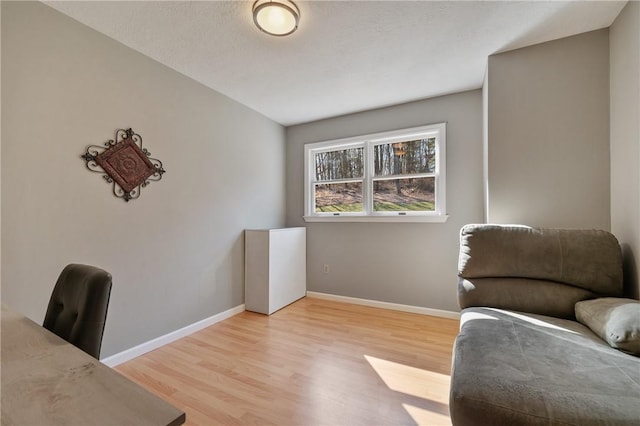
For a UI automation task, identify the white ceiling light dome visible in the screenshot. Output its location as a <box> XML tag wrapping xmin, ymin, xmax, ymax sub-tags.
<box><xmin>252</xmin><ymin>0</ymin><xmax>300</xmax><ymax>37</ymax></box>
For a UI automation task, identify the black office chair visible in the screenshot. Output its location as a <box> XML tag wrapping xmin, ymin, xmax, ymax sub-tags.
<box><xmin>43</xmin><ymin>264</ymin><xmax>112</xmax><ymax>359</ymax></box>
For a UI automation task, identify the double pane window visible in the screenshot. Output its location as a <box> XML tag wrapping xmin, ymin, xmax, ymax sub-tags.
<box><xmin>314</xmin><ymin>147</ymin><xmax>364</xmax><ymax>213</ymax></box>
<box><xmin>305</xmin><ymin>123</ymin><xmax>446</xmax><ymax>222</ymax></box>
<box><xmin>372</xmin><ymin>138</ymin><xmax>436</xmax><ymax>212</ymax></box>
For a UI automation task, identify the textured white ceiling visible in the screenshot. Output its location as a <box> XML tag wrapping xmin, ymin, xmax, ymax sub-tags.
<box><xmin>44</xmin><ymin>1</ymin><xmax>626</xmax><ymax>126</ymax></box>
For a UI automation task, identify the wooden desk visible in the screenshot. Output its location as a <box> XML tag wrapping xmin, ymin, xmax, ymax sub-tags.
<box><xmin>1</xmin><ymin>305</ymin><xmax>185</xmax><ymax>426</ymax></box>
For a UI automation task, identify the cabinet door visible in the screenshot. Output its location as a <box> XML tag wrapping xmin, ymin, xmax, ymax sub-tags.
<box><xmin>269</xmin><ymin>229</ymin><xmax>306</xmax><ymax>314</ymax></box>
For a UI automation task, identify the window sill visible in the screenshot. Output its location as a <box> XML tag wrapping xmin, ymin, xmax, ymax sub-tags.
<box><xmin>303</xmin><ymin>215</ymin><xmax>449</xmax><ymax>223</ymax></box>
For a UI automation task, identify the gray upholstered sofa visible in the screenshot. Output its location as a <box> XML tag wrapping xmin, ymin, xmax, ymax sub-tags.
<box><xmin>450</xmin><ymin>224</ymin><xmax>640</xmax><ymax>426</ymax></box>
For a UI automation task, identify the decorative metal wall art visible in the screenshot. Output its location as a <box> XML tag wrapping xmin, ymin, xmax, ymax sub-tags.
<box><xmin>82</xmin><ymin>128</ymin><xmax>165</xmax><ymax>202</ymax></box>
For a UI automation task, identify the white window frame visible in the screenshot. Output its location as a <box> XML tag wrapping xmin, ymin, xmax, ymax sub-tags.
<box><xmin>304</xmin><ymin>123</ymin><xmax>447</xmax><ymax>223</ymax></box>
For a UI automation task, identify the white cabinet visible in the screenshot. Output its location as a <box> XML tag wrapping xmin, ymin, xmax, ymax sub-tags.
<box><xmin>244</xmin><ymin>227</ymin><xmax>306</xmax><ymax>315</ymax></box>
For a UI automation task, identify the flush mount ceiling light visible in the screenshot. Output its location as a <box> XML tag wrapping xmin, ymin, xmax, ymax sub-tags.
<box><xmin>252</xmin><ymin>0</ymin><xmax>300</xmax><ymax>37</ymax></box>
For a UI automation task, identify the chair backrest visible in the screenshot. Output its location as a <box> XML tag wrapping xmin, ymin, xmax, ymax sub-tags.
<box><xmin>458</xmin><ymin>224</ymin><xmax>624</xmax><ymax>319</ymax></box>
<box><xmin>43</xmin><ymin>264</ymin><xmax>112</xmax><ymax>359</ymax></box>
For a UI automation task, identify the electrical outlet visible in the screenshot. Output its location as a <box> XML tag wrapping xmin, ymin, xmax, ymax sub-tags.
<box><xmin>323</xmin><ymin>264</ymin><xmax>330</xmax><ymax>274</ymax></box>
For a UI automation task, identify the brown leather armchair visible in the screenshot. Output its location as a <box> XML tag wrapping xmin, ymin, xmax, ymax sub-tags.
<box><xmin>43</xmin><ymin>264</ymin><xmax>112</xmax><ymax>359</ymax></box>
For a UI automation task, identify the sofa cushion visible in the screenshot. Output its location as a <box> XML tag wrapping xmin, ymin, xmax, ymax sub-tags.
<box><xmin>450</xmin><ymin>307</ymin><xmax>640</xmax><ymax>426</ymax></box>
<box><xmin>576</xmin><ymin>298</ymin><xmax>640</xmax><ymax>355</ymax></box>
<box><xmin>459</xmin><ymin>277</ymin><xmax>595</xmax><ymax>319</ymax></box>
<box><xmin>458</xmin><ymin>224</ymin><xmax>623</xmax><ymax>296</ymax></box>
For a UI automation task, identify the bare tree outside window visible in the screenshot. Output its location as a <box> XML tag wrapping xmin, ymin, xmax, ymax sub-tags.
<box><xmin>372</xmin><ymin>138</ymin><xmax>436</xmax><ymax>211</ymax></box>
<box><xmin>304</xmin><ymin>123</ymin><xmax>445</xmax><ymax>221</ymax></box>
<box><xmin>315</xmin><ymin>147</ymin><xmax>364</xmax><ymax>181</ymax></box>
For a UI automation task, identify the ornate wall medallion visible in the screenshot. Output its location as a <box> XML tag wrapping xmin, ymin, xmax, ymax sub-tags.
<box><xmin>82</xmin><ymin>128</ymin><xmax>165</xmax><ymax>202</ymax></box>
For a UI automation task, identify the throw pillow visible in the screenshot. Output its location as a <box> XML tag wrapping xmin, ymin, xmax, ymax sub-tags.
<box><xmin>575</xmin><ymin>297</ymin><xmax>640</xmax><ymax>355</ymax></box>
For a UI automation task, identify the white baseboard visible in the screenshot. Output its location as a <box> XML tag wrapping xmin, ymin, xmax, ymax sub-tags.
<box><xmin>306</xmin><ymin>291</ymin><xmax>460</xmax><ymax>320</ymax></box>
<box><xmin>101</xmin><ymin>304</ymin><xmax>245</xmax><ymax>367</ymax></box>
<box><xmin>102</xmin><ymin>293</ymin><xmax>458</xmax><ymax>367</ymax></box>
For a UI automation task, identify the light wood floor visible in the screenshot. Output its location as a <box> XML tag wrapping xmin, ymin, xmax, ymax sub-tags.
<box><xmin>116</xmin><ymin>297</ymin><xmax>460</xmax><ymax>426</ymax></box>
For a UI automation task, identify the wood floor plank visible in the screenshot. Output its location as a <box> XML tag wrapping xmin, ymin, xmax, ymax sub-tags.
<box><xmin>116</xmin><ymin>297</ymin><xmax>459</xmax><ymax>425</ymax></box>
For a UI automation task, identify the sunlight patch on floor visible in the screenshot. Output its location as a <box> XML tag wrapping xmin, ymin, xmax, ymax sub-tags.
<box><xmin>364</xmin><ymin>355</ymin><xmax>450</xmax><ymax>404</ymax></box>
<box><xmin>403</xmin><ymin>403</ymin><xmax>451</xmax><ymax>426</ymax></box>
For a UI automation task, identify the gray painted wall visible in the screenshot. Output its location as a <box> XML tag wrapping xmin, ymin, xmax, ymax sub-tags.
<box><xmin>1</xmin><ymin>1</ymin><xmax>635</xmax><ymax>361</ymax></box>
<box><xmin>286</xmin><ymin>91</ymin><xmax>483</xmax><ymax>312</ymax></box>
<box><xmin>482</xmin><ymin>69</ymin><xmax>489</xmax><ymax>222</ymax></box>
<box><xmin>610</xmin><ymin>1</ymin><xmax>640</xmax><ymax>298</ymax></box>
<box><xmin>0</xmin><ymin>3</ymin><xmax>3</xmax><ymax>296</ymax></box>
<box><xmin>1</xmin><ymin>2</ymin><xmax>285</xmax><ymax>357</ymax></box>
<box><xmin>486</xmin><ymin>29</ymin><xmax>611</xmax><ymax>229</ymax></box>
